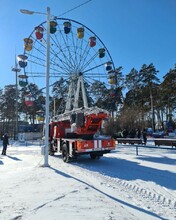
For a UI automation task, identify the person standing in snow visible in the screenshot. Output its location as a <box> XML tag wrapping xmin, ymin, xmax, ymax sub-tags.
<box><xmin>1</xmin><ymin>133</ymin><xmax>9</xmax><ymax>155</ymax></box>
<box><xmin>136</xmin><ymin>129</ymin><xmax>141</xmax><ymax>139</ymax></box>
<box><xmin>129</xmin><ymin>128</ymin><xmax>136</xmax><ymax>138</ymax></box>
<box><xmin>142</xmin><ymin>128</ymin><xmax>147</xmax><ymax>145</ymax></box>
<box><xmin>122</xmin><ymin>128</ymin><xmax>128</xmax><ymax>138</ymax></box>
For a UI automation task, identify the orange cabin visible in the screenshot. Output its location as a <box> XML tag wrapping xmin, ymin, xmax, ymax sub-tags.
<box><xmin>24</xmin><ymin>38</ymin><xmax>33</xmax><ymax>51</ymax></box>
<box><xmin>36</xmin><ymin>110</ymin><xmax>45</xmax><ymax>122</ymax></box>
<box><xmin>77</xmin><ymin>27</ymin><xmax>84</xmax><ymax>39</ymax></box>
<box><xmin>109</xmin><ymin>78</ymin><xmax>116</xmax><ymax>85</ymax></box>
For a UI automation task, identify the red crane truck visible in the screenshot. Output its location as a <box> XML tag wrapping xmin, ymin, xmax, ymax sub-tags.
<box><xmin>48</xmin><ymin>107</ymin><xmax>116</xmax><ymax>162</ymax></box>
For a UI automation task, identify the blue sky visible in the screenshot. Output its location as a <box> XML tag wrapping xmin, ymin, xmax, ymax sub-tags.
<box><xmin>0</xmin><ymin>0</ymin><xmax>176</xmax><ymax>88</ymax></box>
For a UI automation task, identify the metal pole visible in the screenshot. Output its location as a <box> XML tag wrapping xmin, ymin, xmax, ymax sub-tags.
<box><xmin>136</xmin><ymin>145</ymin><xmax>138</xmax><ymax>156</ymax></box>
<box><xmin>15</xmin><ymin>71</ymin><xmax>18</xmax><ymax>139</ymax></box>
<box><xmin>150</xmin><ymin>86</ymin><xmax>155</xmax><ymax>133</ymax></box>
<box><xmin>44</xmin><ymin>6</ymin><xmax>50</xmax><ymax>167</ymax></box>
<box><xmin>20</xmin><ymin>7</ymin><xmax>50</xmax><ymax>166</ymax></box>
<box><xmin>12</xmin><ymin>60</ymin><xmax>20</xmax><ymax>140</ymax></box>
<box><xmin>54</xmin><ymin>98</ymin><xmax>56</xmax><ymax>118</ymax></box>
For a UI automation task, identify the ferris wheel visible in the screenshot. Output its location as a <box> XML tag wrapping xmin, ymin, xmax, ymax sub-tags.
<box><xmin>18</xmin><ymin>17</ymin><xmax>117</xmax><ymax>113</ymax></box>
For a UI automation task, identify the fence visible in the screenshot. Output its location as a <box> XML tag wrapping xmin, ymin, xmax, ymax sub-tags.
<box><xmin>18</xmin><ymin>132</ymin><xmax>43</xmax><ymax>142</ymax></box>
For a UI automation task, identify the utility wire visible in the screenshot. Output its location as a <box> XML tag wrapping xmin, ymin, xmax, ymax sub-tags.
<box><xmin>58</xmin><ymin>0</ymin><xmax>92</xmax><ymax>17</ymax></box>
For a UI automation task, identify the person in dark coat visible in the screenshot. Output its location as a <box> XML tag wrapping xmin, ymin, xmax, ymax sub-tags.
<box><xmin>136</xmin><ymin>129</ymin><xmax>141</xmax><ymax>139</ymax></box>
<box><xmin>129</xmin><ymin>128</ymin><xmax>136</xmax><ymax>138</ymax></box>
<box><xmin>1</xmin><ymin>133</ymin><xmax>9</xmax><ymax>155</ymax></box>
<box><xmin>142</xmin><ymin>128</ymin><xmax>147</xmax><ymax>145</ymax></box>
<box><xmin>122</xmin><ymin>128</ymin><xmax>128</xmax><ymax>138</ymax></box>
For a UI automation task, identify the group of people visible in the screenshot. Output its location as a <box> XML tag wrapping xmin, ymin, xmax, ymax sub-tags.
<box><xmin>1</xmin><ymin>133</ymin><xmax>9</xmax><ymax>155</ymax></box>
<box><xmin>121</xmin><ymin>128</ymin><xmax>147</xmax><ymax>145</ymax></box>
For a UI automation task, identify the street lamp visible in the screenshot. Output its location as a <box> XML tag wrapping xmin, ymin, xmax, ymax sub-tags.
<box><xmin>20</xmin><ymin>7</ymin><xmax>50</xmax><ymax>167</ymax></box>
<box><xmin>12</xmin><ymin>58</ymin><xmax>21</xmax><ymax>140</ymax></box>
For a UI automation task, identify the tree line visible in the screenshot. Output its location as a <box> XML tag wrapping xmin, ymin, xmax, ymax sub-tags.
<box><xmin>112</xmin><ymin>63</ymin><xmax>176</xmax><ymax>135</ymax></box>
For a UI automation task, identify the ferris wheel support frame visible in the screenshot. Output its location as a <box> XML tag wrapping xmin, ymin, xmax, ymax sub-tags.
<box><xmin>73</xmin><ymin>75</ymin><xmax>88</xmax><ymax>110</ymax></box>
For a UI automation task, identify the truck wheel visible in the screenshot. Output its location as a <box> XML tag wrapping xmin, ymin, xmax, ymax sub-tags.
<box><xmin>90</xmin><ymin>154</ymin><xmax>100</xmax><ymax>160</ymax></box>
<box><xmin>62</xmin><ymin>144</ymin><xmax>70</xmax><ymax>163</ymax></box>
<box><xmin>49</xmin><ymin>143</ymin><xmax>54</xmax><ymax>156</ymax></box>
<box><xmin>49</xmin><ymin>151</ymin><xmax>54</xmax><ymax>156</ymax></box>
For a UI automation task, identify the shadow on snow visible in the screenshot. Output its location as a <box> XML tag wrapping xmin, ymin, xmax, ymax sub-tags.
<box><xmin>69</xmin><ymin>154</ymin><xmax>176</xmax><ymax>190</ymax></box>
<box><xmin>48</xmin><ymin>165</ymin><xmax>167</xmax><ymax>220</ymax></box>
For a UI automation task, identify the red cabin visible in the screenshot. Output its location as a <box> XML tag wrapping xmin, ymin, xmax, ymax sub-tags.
<box><xmin>35</xmin><ymin>26</ymin><xmax>44</xmax><ymax>40</ymax></box>
<box><xmin>89</xmin><ymin>37</ymin><xmax>96</xmax><ymax>47</ymax></box>
<box><xmin>25</xmin><ymin>94</ymin><xmax>34</xmax><ymax>107</ymax></box>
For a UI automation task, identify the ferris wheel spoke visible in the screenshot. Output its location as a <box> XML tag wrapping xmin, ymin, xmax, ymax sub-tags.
<box><xmin>83</xmin><ymin>73</ymin><xmax>107</xmax><ymax>78</ymax></box>
<box><xmin>80</xmin><ymin>52</ymin><xmax>98</xmax><ymax>72</ymax></box>
<box><xmin>27</xmin><ymin>58</ymin><xmax>46</xmax><ymax>68</ymax></box>
<box><xmin>75</xmin><ymin>37</ymin><xmax>87</xmax><ymax>70</ymax></box>
<box><xmin>77</xmin><ymin>41</ymin><xmax>92</xmax><ymax>71</ymax></box>
<box><xmin>35</xmin><ymin>26</ymin><xmax>75</xmax><ymax>73</ymax></box>
<box><xmin>50</xmin><ymin>46</ymin><xmax>78</xmax><ymax>74</ymax></box>
<box><xmin>61</xmin><ymin>28</ymin><xmax>80</xmax><ymax>69</ymax></box>
<box><xmin>50</xmin><ymin>33</ymin><xmax>75</xmax><ymax>72</ymax></box>
<box><xmin>82</xmin><ymin>61</ymin><xmax>108</xmax><ymax>73</ymax></box>
<box><xmin>30</xmin><ymin>35</ymin><xmax>49</xmax><ymax>58</ymax></box>
<box><xmin>25</xmin><ymin>72</ymin><xmax>68</xmax><ymax>78</ymax></box>
<box><xmin>50</xmin><ymin>49</ymin><xmax>75</xmax><ymax>74</ymax></box>
<box><xmin>84</xmin><ymin>76</ymin><xmax>110</xmax><ymax>89</ymax></box>
<box><xmin>70</xmin><ymin>28</ymin><xmax>80</xmax><ymax>70</ymax></box>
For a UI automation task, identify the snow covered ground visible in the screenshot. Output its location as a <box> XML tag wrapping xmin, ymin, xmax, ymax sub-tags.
<box><xmin>0</xmin><ymin>140</ymin><xmax>176</xmax><ymax>220</ymax></box>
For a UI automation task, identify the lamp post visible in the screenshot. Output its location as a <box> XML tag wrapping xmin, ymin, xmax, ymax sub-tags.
<box><xmin>20</xmin><ymin>7</ymin><xmax>50</xmax><ymax>167</ymax></box>
<box><xmin>12</xmin><ymin>59</ymin><xmax>21</xmax><ymax>140</ymax></box>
